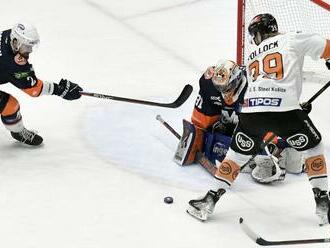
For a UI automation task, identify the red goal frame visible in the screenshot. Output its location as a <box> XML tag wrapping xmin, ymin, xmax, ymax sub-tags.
<box><xmin>236</xmin><ymin>0</ymin><xmax>330</xmax><ymax>65</ymax></box>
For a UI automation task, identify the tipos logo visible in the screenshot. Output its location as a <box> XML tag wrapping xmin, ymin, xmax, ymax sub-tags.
<box><xmin>286</xmin><ymin>134</ymin><xmax>308</xmax><ymax>149</ymax></box>
<box><xmin>235</xmin><ymin>132</ymin><xmax>254</xmax><ymax>151</ymax></box>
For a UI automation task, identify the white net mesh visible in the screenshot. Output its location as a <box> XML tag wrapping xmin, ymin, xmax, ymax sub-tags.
<box><xmin>242</xmin><ymin>0</ymin><xmax>330</xmax><ymax>83</ymax></box>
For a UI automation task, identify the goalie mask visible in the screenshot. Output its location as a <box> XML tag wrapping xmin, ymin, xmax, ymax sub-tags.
<box><xmin>212</xmin><ymin>60</ymin><xmax>245</xmax><ymax>96</ymax></box>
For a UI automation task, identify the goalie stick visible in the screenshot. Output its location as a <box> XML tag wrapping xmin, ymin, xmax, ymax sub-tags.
<box><xmin>81</xmin><ymin>84</ymin><xmax>193</xmax><ymax>108</ymax></box>
<box><xmin>239</xmin><ymin>217</ymin><xmax>330</xmax><ymax>246</ymax></box>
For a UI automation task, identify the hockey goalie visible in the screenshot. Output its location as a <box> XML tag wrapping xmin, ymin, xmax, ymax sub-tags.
<box><xmin>174</xmin><ymin>60</ymin><xmax>305</xmax><ymax>183</ymax></box>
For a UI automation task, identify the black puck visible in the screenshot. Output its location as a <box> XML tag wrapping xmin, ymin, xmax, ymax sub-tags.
<box><xmin>164</xmin><ymin>196</ymin><xmax>173</xmax><ymax>204</ymax></box>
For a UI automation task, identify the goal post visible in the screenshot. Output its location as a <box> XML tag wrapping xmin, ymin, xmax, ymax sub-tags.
<box><xmin>237</xmin><ymin>0</ymin><xmax>330</xmax><ymax>82</ymax></box>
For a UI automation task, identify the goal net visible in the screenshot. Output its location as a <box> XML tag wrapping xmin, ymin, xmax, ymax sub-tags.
<box><xmin>237</xmin><ymin>0</ymin><xmax>330</xmax><ymax>83</ymax></box>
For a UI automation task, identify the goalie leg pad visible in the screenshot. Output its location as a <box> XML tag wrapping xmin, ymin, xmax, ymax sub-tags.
<box><xmin>173</xmin><ymin>119</ymin><xmax>204</xmax><ymax>166</ymax></box>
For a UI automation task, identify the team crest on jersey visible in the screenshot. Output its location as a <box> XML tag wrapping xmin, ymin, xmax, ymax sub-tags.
<box><xmin>286</xmin><ymin>134</ymin><xmax>308</xmax><ymax>149</ymax></box>
<box><xmin>14</xmin><ymin>54</ymin><xmax>27</xmax><ymax>65</ymax></box>
<box><xmin>235</xmin><ymin>132</ymin><xmax>254</xmax><ymax>151</ymax></box>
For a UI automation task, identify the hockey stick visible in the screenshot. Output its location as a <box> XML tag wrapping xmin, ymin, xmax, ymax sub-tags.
<box><xmin>80</xmin><ymin>84</ymin><xmax>193</xmax><ymax>108</ymax></box>
<box><xmin>156</xmin><ymin>115</ymin><xmax>216</xmax><ymax>176</ymax></box>
<box><xmin>239</xmin><ymin>217</ymin><xmax>330</xmax><ymax>246</ymax></box>
<box><xmin>156</xmin><ymin>115</ymin><xmax>181</xmax><ymax>139</ymax></box>
<box><xmin>306</xmin><ymin>80</ymin><xmax>330</xmax><ymax>105</ymax></box>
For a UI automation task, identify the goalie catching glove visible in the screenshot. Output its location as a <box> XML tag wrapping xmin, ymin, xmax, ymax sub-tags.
<box><xmin>251</xmin><ymin>146</ymin><xmax>304</xmax><ymax>184</ymax></box>
<box><xmin>251</xmin><ymin>155</ymin><xmax>286</xmax><ymax>184</ymax></box>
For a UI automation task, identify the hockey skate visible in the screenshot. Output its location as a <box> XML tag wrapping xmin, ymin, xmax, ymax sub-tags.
<box><xmin>187</xmin><ymin>188</ymin><xmax>226</xmax><ymax>221</ymax></box>
<box><xmin>313</xmin><ymin>188</ymin><xmax>330</xmax><ymax>226</ymax></box>
<box><xmin>11</xmin><ymin>128</ymin><xmax>43</xmax><ymax>146</ymax></box>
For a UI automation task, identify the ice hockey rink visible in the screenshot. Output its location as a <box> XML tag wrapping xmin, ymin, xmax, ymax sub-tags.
<box><xmin>0</xmin><ymin>0</ymin><xmax>330</xmax><ymax>247</ymax></box>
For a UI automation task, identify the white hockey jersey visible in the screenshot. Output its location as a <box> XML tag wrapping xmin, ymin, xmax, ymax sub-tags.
<box><xmin>242</xmin><ymin>32</ymin><xmax>330</xmax><ymax>113</ymax></box>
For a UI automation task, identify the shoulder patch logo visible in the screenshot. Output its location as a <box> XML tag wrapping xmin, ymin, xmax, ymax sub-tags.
<box><xmin>14</xmin><ymin>54</ymin><xmax>27</xmax><ymax>65</ymax></box>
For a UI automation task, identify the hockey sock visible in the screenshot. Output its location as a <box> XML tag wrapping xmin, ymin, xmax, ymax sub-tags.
<box><xmin>305</xmin><ymin>154</ymin><xmax>328</xmax><ymax>191</ymax></box>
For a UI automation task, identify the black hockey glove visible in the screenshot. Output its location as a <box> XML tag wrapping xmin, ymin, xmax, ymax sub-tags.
<box><xmin>300</xmin><ymin>102</ymin><xmax>312</xmax><ymax>114</ymax></box>
<box><xmin>326</xmin><ymin>59</ymin><xmax>330</xmax><ymax>70</ymax></box>
<box><xmin>53</xmin><ymin>79</ymin><xmax>83</xmax><ymax>100</ymax></box>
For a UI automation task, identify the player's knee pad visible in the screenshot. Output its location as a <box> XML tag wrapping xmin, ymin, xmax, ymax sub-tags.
<box><xmin>0</xmin><ymin>94</ymin><xmax>23</xmax><ymax>132</ymax></box>
<box><xmin>203</xmin><ymin>131</ymin><xmax>231</xmax><ymax>164</ymax></box>
<box><xmin>174</xmin><ymin>119</ymin><xmax>204</xmax><ymax>165</ymax></box>
<box><xmin>0</xmin><ymin>94</ymin><xmax>20</xmax><ymax>117</ymax></box>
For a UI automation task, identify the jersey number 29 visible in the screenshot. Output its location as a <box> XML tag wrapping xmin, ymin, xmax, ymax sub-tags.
<box><xmin>249</xmin><ymin>52</ymin><xmax>284</xmax><ymax>82</ymax></box>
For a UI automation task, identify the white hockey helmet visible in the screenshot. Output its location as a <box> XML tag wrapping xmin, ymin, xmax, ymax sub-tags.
<box><xmin>10</xmin><ymin>22</ymin><xmax>40</xmax><ymax>54</ymax></box>
<box><xmin>212</xmin><ymin>60</ymin><xmax>245</xmax><ymax>94</ymax></box>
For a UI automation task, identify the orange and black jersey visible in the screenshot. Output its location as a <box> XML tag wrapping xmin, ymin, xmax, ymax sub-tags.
<box><xmin>191</xmin><ymin>74</ymin><xmax>247</xmax><ymax>130</ymax></box>
<box><xmin>0</xmin><ymin>29</ymin><xmax>43</xmax><ymax>97</ymax></box>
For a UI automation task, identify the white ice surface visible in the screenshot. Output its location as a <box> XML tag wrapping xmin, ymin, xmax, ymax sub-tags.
<box><xmin>0</xmin><ymin>0</ymin><xmax>329</xmax><ymax>247</ymax></box>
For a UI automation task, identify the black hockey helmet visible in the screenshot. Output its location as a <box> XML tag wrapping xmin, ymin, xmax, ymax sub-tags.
<box><xmin>248</xmin><ymin>13</ymin><xmax>278</xmax><ymax>45</ymax></box>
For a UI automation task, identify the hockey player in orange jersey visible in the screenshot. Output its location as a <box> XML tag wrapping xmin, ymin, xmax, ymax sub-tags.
<box><xmin>187</xmin><ymin>13</ymin><xmax>330</xmax><ymax>226</ymax></box>
<box><xmin>0</xmin><ymin>22</ymin><xmax>83</xmax><ymax>146</ymax></box>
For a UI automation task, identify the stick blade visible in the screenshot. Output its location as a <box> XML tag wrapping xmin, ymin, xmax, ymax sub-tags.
<box><xmin>239</xmin><ymin>217</ymin><xmax>260</xmax><ymax>243</ymax></box>
<box><xmin>170</xmin><ymin>84</ymin><xmax>193</xmax><ymax>108</ymax></box>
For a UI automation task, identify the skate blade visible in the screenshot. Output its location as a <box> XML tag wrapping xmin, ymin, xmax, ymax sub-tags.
<box><xmin>186</xmin><ymin>206</ymin><xmax>207</xmax><ymax>221</ymax></box>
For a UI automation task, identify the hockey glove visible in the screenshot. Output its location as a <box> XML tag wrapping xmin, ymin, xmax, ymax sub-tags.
<box><xmin>326</xmin><ymin>59</ymin><xmax>330</xmax><ymax>70</ymax></box>
<box><xmin>300</xmin><ymin>102</ymin><xmax>312</xmax><ymax>114</ymax></box>
<box><xmin>54</xmin><ymin>79</ymin><xmax>83</xmax><ymax>100</ymax></box>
